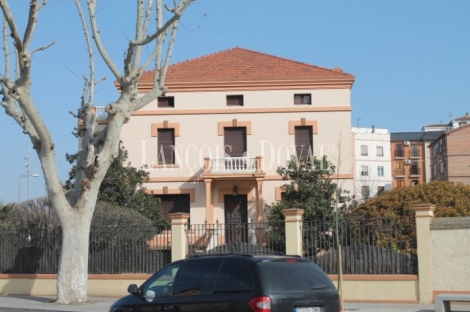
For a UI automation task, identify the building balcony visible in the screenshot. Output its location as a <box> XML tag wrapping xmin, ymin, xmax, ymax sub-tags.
<box><xmin>395</xmin><ymin>150</ymin><xmax>405</xmax><ymax>159</ymax></box>
<box><xmin>410</xmin><ymin>168</ymin><xmax>421</xmax><ymax>177</ymax></box>
<box><xmin>394</xmin><ymin>168</ymin><xmax>405</xmax><ymax>178</ymax></box>
<box><xmin>203</xmin><ymin>157</ymin><xmax>265</xmax><ymax>178</ymax></box>
<box><xmin>410</xmin><ymin>150</ymin><xmax>420</xmax><ymax>159</ymax></box>
<box><xmin>93</xmin><ymin>106</ymin><xmax>108</xmax><ymax>120</ymax></box>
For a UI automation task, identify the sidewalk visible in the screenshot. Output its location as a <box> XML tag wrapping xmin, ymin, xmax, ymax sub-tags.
<box><xmin>1</xmin><ymin>295</ymin><xmax>470</xmax><ymax>312</ymax></box>
<box><xmin>0</xmin><ymin>295</ymin><xmax>115</xmax><ymax>312</ymax></box>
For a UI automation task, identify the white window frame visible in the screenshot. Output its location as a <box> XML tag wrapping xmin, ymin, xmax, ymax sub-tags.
<box><xmin>360</xmin><ymin>145</ymin><xmax>368</xmax><ymax>156</ymax></box>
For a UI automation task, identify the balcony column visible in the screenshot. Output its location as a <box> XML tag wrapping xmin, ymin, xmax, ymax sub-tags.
<box><xmin>255</xmin><ymin>178</ymin><xmax>264</xmax><ymax>222</ymax></box>
<box><xmin>255</xmin><ymin>156</ymin><xmax>263</xmax><ymax>173</ymax></box>
<box><xmin>204</xmin><ymin>179</ymin><xmax>213</xmax><ymax>223</ymax></box>
<box><xmin>204</xmin><ymin>157</ymin><xmax>211</xmax><ymax>174</ymax></box>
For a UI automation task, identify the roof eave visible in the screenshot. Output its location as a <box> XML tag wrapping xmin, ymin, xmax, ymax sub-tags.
<box><xmin>137</xmin><ymin>76</ymin><xmax>355</xmax><ymax>93</ymax></box>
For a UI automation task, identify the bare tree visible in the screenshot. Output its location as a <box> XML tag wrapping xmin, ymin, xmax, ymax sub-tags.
<box><xmin>0</xmin><ymin>0</ymin><xmax>192</xmax><ymax>304</ymax></box>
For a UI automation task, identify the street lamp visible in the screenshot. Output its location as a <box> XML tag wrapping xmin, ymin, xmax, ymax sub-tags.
<box><xmin>18</xmin><ymin>174</ymin><xmax>40</xmax><ymax>202</ymax></box>
<box><xmin>18</xmin><ymin>147</ymin><xmax>40</xmax><ymax>202</ymax></box>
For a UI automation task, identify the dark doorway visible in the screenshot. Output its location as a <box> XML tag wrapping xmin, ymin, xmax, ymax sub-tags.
<box><xmin>224</xmin><ymin>195</ymin><xmax>248</xmax><ymax>243</ymax></box>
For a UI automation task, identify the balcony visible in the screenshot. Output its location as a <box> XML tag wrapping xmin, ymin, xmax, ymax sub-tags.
<box><xmin>394</xmin><ymin>168</ymin><xmax>405</xmax><ymax>177</ymax></box>
<box><xmin>395</xmin><ymin>150</ymin><xmax>404</xmax><ymax>159</ymax></box>
<box><xmin>410</xmin><ymin>167</ymin><xmax>421</xmax><ymax>177</ymax></box>
<box><xmin>94</xmin><ymin>106</ymin><xmax>108</xmax><ymax>120</ymax></box>
<box><xmin>410</xmin><ymin>149</ymin><xmax>420</xmax><ymax>159</ymax></box>
<box><xmin>203</xmin><ymin>157</ymin><xmax>265</xmax><ymax>178</ymax></box>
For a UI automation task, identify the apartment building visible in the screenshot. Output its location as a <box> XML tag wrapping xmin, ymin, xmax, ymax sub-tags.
<box><xmin>390</xmin><ymin>131</ymin><xmax>443</xmax><ymax>188</ymax></box>
<box><xmin>118</xmin><ymin>47</ymin><xmax>355</xmax><ymax>225</ymax></box>
<box><xmin>429</xmin><ymin>124</ymin><xmax>470</xmax><ymax>184</ymax></box>
<box><xmin>422</xmin><ymin>112</ymin><xmax>470</xmax><ymax>132</ymax></box>
<box><xmin>352</xmin><ymin>127</ymin><xmax>392</xmax><ymax>201</ymax></box>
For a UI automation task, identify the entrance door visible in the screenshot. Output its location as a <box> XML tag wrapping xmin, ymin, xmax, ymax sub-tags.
<box><xmin>224</xmin><ymin>195</ymin><xmax>248</xmax><ymax>243</ymax></box>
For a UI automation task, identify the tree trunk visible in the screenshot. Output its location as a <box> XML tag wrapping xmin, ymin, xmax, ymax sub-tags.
<box><xmin>56</xmin><ymin>209</ymin><xmax>93</xmax><ymax>304</ymax></box>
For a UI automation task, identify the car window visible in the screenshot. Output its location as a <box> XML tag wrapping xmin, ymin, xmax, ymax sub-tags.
<box><xmin>214</xmin><ymin>259</ymin><xmax>254</xmax><ymax>292</ymax></box>
<box><xmin>259</xmin><ymin>260</ymin><xmax>335</xmax><ymax>293</ymax></box>
<box><xmin>173</xmin><ymin>259</ymin><xmax>221</xmax><ymax>296</ymax></box>
<box><xmin>141</xmin><ymin>263</ymin><xmax>180</xmax><ymax>300</ymax></box>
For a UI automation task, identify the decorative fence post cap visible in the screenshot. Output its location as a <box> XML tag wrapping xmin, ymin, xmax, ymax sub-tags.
<box><xmin>413</xmin><ymin>204</ymin><xmax>436</xmax><ymax>211</ymax></box>
<box><xmin>282</xmin><ymin>208</ymin><xmax>305</xmax><ymax>217</ymax></box>
<box><xmin>168</xmin><ymin>213</ymin><xmax>190</xmax><ymax>221</ymax></box>
<box><xmin>413</xmin><ymin>204</ymin><xmax>435</xmax><ymax>218</ymax></box>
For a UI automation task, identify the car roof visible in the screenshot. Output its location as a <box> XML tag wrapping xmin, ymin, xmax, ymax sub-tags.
<box><xmin>187</xmin><ymin>253</ymin><xmax>310</xmax><ymax>263</ymax></box>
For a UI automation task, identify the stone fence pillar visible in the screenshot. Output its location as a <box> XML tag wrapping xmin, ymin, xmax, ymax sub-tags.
<box><xmin>414</xmin><ymin>203</ymin><xmax>435</xmax><ymax>303</ymax></box>
<box><xmin>283</xmin><ymin>208</ymin><xmax>304</xmax><ymax>256</ymax></box>
<box><xmin>169</xmin><ymin>213</ymin><xmax>190</xmax><ymax>262</ymax></box>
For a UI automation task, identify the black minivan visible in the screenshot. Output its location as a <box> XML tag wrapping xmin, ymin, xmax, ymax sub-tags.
<box><xmin>110</xmin><ymin>254</ymin><xmax>341</xmax><ymax>312</ymax></box>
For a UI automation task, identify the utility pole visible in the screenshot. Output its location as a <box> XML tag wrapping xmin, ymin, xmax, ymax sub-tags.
<box><xmin>18</xmin><ymin>147</ymin><xmax>39</xmax><ymax>202</ymax></box>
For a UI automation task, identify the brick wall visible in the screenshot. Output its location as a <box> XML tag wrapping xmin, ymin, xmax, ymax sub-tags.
<box><xmin>447</xmin><ymin>125</ymin><xmax>470</xmax><ymax>183</ymax></box>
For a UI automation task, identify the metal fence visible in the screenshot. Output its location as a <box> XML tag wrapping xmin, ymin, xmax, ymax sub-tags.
<box><xmin>303</xmin><ymin>217</ymin><xmax>418</xmax><ymax>274</ymax></box>
<box><xmin>186</xmin><ymin>221</ymin><xmax>285</xmax><ymax>257</ymax></box>
<box><xmin>0</xmin><ymin>226</ymin><xmax>172</xmax><ymax>274</ymax></box>
<box><xmin>1</xmin><ymin>218</ymin><xmax>418</xmax><ymax>275</ymax></box>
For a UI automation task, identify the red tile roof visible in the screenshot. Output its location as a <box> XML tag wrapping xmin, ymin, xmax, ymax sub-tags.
<box><xmin>140</xmin><ymin>47</ymin><xmax>354</xmax><ymax>83</ymax></box>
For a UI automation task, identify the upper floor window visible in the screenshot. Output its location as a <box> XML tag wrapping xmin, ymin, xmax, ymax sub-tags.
<box><xmin>361</xmin><ymin>185</ymin><xmax>370</xmax><ymax>199</ymax></box>
<box><xmin>295</xmin><ymin>126</ymin><xmax>313</xmax><ymax>161</ymax></box>
<box><xmin>395</xmin><ymin>144</ymin><xmax>404</xmax><ymax>157</ymax></box>
<box><xmin>411</xmin><ymin>162</ymin><xmax>420</xmax><ymax>175</ymax></box>
<box><xmin>158</xmin><ymin>96</ymin><xmax>174</xmax><ymax>108</ymax></box>
<box><xmin>224</xmin><ymin>127</ymin><xmax>247</xmax><ymax>157</ymax></box>
<box><xmin>294</xmin><ymin>94</ymin><xmax>311</xmax><ymax>105</ymax></box>
<box><xmin>411</xmin><ymin>144</ymin><xmax>419</xmax><ymax>157</ymax></box>
<box><xmin>377</xmin><ymin>166</ymin><xmax>384</xmax><ymax>177</ymax></box>
<box><xmin>376</xmin><ymin>146</ymin><xmax>384</xmax><ymax>157</ymax></box>
<box><xmin>226</xmin><ymin>95</ymin><xmax>244</xmax><ymax>106</ymax></box>
<box><xmin>377</xmin><ymin>186</ymin><xmax>385</xmax><ymax>196</ymax></box>
<box><xmin>361</xmin><ymin>165</ymin><xmax>369</xmax><ymax>176</ymax></box>
<box><xmin>360</xmin><ymin>145</ymin><xmax>368</xmax><ymax>156</ymax></box>
<box><xmin>157</xmin><ymin>129</ymin><xmax>175</xmax><ymax>164</ymax></box>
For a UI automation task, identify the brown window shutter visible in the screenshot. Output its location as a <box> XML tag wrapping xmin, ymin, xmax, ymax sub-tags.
<box><xmin>226</xmin><ymin>95</ymin><xmax>243</xmax><ymax>106</ymax></box>
<box><xmin>158</xmin><ymin>129</ymin><xmax>175</xmax><ymax>164</ymax></box>
<box><xmin>295</xmin><ymin>126</ymin><xmax>312</xmax><ymax>160</ymax></box>
<box><xmin>294</xmin><ymin>94</ymin><xmax>311</xmax><ymax>105</ymax></box>
<box><xmin>158</xmin><ymin>97</ymin><xmax>175</xmax><ymax>107</ymax></box>
<box><xmin>224</xmin><ymin>127</ymin><xmax>247</xmax><ymax>157</ymax></box>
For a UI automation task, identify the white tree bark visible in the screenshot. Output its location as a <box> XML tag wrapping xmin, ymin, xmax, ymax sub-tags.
<box><xmin>0</xmin><ymin>0</ymin><xmax>193</xmax><ymax>304</ymax></box>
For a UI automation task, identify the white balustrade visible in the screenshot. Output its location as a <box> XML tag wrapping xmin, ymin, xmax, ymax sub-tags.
<box><xmin>210</xmin><ymin>157</ymin><xmax>257</xmax><ymax>173</ymax></box>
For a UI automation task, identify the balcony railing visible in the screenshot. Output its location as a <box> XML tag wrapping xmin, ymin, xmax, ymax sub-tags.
<box><xmin>410</xmin><ymin>149</ymin><xmax>420</xmax><ymax>158</ymax></box>
<box><xmin>204</xmin><ymin>157</ymin><xmax>261</xmax><ymax>174</ymax></box>
<box><xmin>395</xmin><ymin>168</ymin><xmax>405</xmax><ymax>177</ymax></box>
<box><xmin>410</xmin><ymin>168</ymin><xmax>421</xmax><ymax>176</ymax></box>
<box><xmin>395</xmin><ymin>150</ymin><xmax>404</xmax><ymax>158</ymax></box>
<box><xmin>94</xmin><ymin>106</ymin><xmax>108</xmax><ymax>119</ymax></box>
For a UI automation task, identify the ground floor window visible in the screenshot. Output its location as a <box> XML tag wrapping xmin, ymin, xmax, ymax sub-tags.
<box><xmin>155</xmin><ymin>194</ymin><xmax>190</xmax><ymax>220</ymax></box>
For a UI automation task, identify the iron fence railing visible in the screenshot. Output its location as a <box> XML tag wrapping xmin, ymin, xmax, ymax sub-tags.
<box><xmin>303</xmin><ymin>217</ymin><xmax>417</xmax><ymax>274</ymax></box>
<box><xmin>0</xmin><ymin>226</ymin><xmax>172</xmax><ymax>274</ymax></box>
<box><xmin>186</xmin><ymin>221</ymin><xmax>285</xmax><ymax>257</ymax></box>
<box><xmin>1</xmin><ymin>219</ymin><xmax>418</xmax><ymax>275</ymax></box>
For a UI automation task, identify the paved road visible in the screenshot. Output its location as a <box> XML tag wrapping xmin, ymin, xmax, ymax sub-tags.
<box><xmin>1</xmin><ymin>295</ymin><xmax>470</xmax><ymax>312</ymax></box>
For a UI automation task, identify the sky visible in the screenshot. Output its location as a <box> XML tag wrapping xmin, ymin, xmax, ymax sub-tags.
<box><xmin>1</xmin><ymin>0</ymin><xmax>469</xmax><ymax>204</ymax></box>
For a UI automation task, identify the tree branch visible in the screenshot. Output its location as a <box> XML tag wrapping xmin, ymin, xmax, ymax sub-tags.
<box><xmin>23</xmin><ymin>0</ymin><xmax>42</xmax><ymax>51</ymax></box>
<box><xmin>0</xmin><ymin>0</ymin><xmax>22</xmax><ymax>52</ymax></box>
<box><xmin>87</xmin><ymin>1</ymin><xmax>122</xmax><ymax>82</ymax></box>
